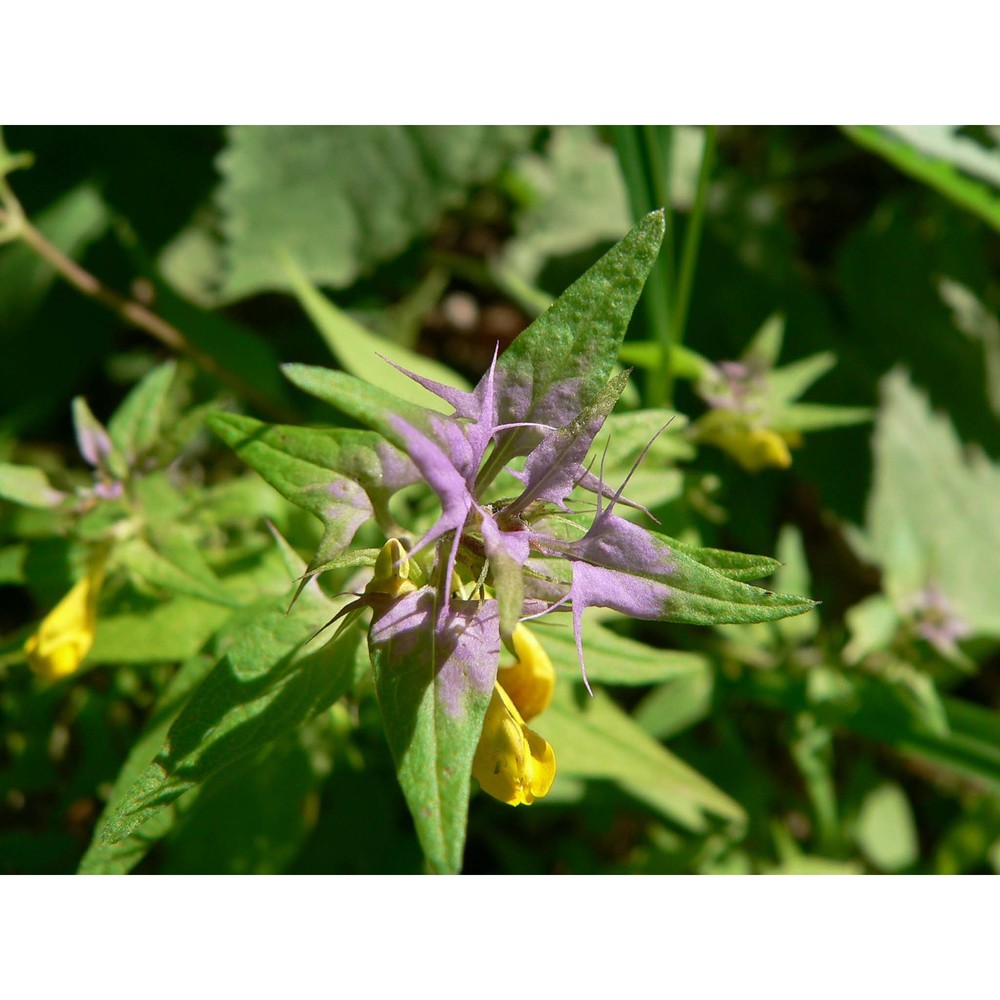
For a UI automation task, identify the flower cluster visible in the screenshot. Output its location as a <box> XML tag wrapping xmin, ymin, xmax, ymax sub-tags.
<box><xmin>342</xmin><ymin>348</ymin><xmax>808</xmax><ymax>809</ymax></box>
<box><xmin>692</xmin><ymin>358</ymin><xmax>799</xmax><ymax>471</ymax></box>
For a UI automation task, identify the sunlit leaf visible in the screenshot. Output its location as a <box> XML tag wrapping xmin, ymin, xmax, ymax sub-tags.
<box><xmin>542</xmin><ymin>682</ymin><xmax>745</xmax><ymax>832</ymax></box>
<box><xmin>368</xmin><ymin>589</ymin><xmax>498</xmax><ymax>874</ymax></box>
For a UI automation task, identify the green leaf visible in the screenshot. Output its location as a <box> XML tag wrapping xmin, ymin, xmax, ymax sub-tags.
<box><xmin>896</xmin><ymin>696</ymin><xmax>1000</xmax><ymax>793</ymax></box>
<box><xmin>668</xmin><ymin>538</ymin><xmax>781</xmax><ymax>583</ymax></box>
<box><xmin>71</xmin><ymin>396</ymin><xmax>127</xmax><ymax>481</ymax></box>
<box><xmin>539</xmin><ymin>614</ymin><xmax>710</xmax><ymax>686</ymax></box>
<box><xmin>634</xmin><ymin>662</ymin><xmax>715</xmax><ymax>740</ymax></box>
<box><xmin>161</xmin><ymin>719</ymin><xmax>330</xmax><ymax>874</ymax></box>
<box><xmin>855</xmin><ymin>782</ymin><xmax>919</xmax><ymax>872</ymax></box>
<box><xmin>768</xmin><ymin>351</ymin><xmax>836</xmax><ymax>402</ymax></box>
<box><xmin>0</xmin><ymin>543</ymin><xmax>26</xmax><ymax>585</ymax></box>
<box><xmin>90</xmin><ymin>595</ymin><xmax>232</xmax><ymax>664</ymax></box>
<box><xmin>618</xmin><ymin>340</ymin><xmax>711</xmax><ymax>380</ymax></box>
<box><xmin>0</xmin><ymin>462</ymin><xmax>66</xmax><ymax>509</ymax></box>
<box><xmin>594</xmin><ymin>408</ymin><xmax>692</xmax><ymax>463</ymax></box>
<box><xmin>281</xmin><ymin>363</ymin><xmax>435</xmax><ymax>449</ymax></box>
<box><xmin>101</xmin><ymin>600</ymin><xmax>365</xmax><ymax>846</ymax></box>
<box><xmin>843</xmin><ymin>594</ymin><xmax>900</xmax><ymax>664</ymax></box>
<box><xmin>880</xmin><ymin>126</ymin><xmax>1000</xmax><ymax>188</ymax></box>
<box><xmin>846</xmin><ymin>661</ymin><xmax>950</xmax><ymax>740</ymax></box>
<box><xmin>284</xmin><ymin>254</ymin><xmax>471</xmax><ymax>411</ymax></box>
<box><xmin>500</xmin><ymin>126</ymin><xmax>632</xmax><ymax>284</ymax></box>
<box><xmin>843</xmin><ymin>125</ymin><xmax>1000</xmax><ymax>233</ymax></box>
<box><xmin>117</xmin><ymin>536</ymin><xmax>241</xmax><ymax>607</ymax></box>
<box><xmin>865</xmin><ymin>369</ymin><xmax>1000</xmax><ymax>636</ymax></box>
<box><xmin>368</xmin><ymin>589</ymin><xmax>497</xmax><ymax>874</ymax></box>
<box><xmin>216</xmin><ymin>125</ymin><xmax>535</xmax><ymax>300</ymax></box>
<box><xmin>745</xmin><ymin>312</ymin><xmax>785</xmax><ymax>368</ymax></box>
<box><xmin>774</xmin><ymin>402</ymin><xmax>873</xmax><ymax>433</ymax></box>
<box><xmin>772</xmin><ymin>525</ymin><xmax>820</xmax><ymax>643</ymax></box>
<box><xmin>542</xmin><ymin>682</ymin><xmax>745</xmax><ymax>832</ymax></box>
<box><xmin>78</xmin><ymin>653</ymin><xmax>217</xmax><ymax>874</ymax></box>
<box><xmin>660</xmin><ymin>534</ymin><xmax>816</xmax><ymax>626</ymax></box>
<box><xmin>486</xmin><ymin>210</ymin><xmax>665</xmax><ymax>474</ymax></box>
<box><xmin>207</xmin><ymin>411</ymin><xmax>418</xmax><ymax>582</ymax></box>
<box><xmin>107</xmin><ymin>361</ymin><xmax>177</xmax><ymax>463</ymax></box>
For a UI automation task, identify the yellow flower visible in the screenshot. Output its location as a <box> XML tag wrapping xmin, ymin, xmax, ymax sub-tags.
<box><xmin>693</xmin><ymin>409</ymin><xmax>798</xmax><ymax>472</ymax></box>
<box><xmin>497</xmin><ymin>624</ymin><xmax>555</xmax><ymax>721</ymax></box>
<box><xmin>24</xmin><ymin>559</ymin><xmax>105</xmax><ymax>681</ymax></box>
<box><xmin>473</xmin><ymin>624</ymin><xmax>556</xmax><ymax>806</ymax></box>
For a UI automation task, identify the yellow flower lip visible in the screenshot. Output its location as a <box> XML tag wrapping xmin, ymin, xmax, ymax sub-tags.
<box><xmin>472</xmin><ymin>683</ymin><xmax>556</xmax><ymax>806</ymax></box>
<box><xmin>473</xmin><ymin>625</ymin><xmax>557</xmax><ymax>806</ymax></box>
<box><xmin>24</xmin><ymin>559</ymin><xmax>105</xmax><ymax>681</ymax></box>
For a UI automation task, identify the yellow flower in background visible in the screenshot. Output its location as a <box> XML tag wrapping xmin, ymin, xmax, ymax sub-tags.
<box><xmin>692</xmin><ymin>408</ymin><xmax>799</xmax><ymax>472</ymax></box>
<box><xmin>473</xmin><ymin>624</ymin><xmax>556</xmax><ymax>806</ymax></box>
<box><xmin>24</xmin><ymin>559</ymin><xmax>106</xmax><ymax>681</ymax></box>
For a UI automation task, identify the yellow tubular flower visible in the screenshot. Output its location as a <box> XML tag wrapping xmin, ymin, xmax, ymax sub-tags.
<box><xmin>694</xmin><ymin>410</ymin><xmax>795</xmax><ymax>472</ymax></box>
<box><xmin>497</xmin><ymin>623</ymin><xmax>555</xmax><ymax>721</ymax></box>
<box><xmin>472</xmin><ymin>684</ymin><xmax>556</xmax><ymax>806</ymax></box>
<box><xmin>473</xmin><ymin>625</ymin><xmax>556</xmax><ymax>806</ymax></box>
<box><xmin>24</xmin><ymin>560</ymin><xmax>105</xmax><ymax>681</ymax></box>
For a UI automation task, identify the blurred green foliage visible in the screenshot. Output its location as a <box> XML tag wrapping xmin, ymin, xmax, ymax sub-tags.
<box><xmin>2</xmin><ymin>125</ymin><xmax>999</xmax><ymax>874</ymax></box>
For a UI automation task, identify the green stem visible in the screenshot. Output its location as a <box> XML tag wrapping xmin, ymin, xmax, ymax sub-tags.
<box><xmin>789</xmin><ymin>713</ymin><xmax>841</xmax><ymax>856</ymax></box>
<box><xmin>640</xmin><ymin>126</ymin><xmax>675</xmax><ymax>408</ymax></box>
<box><xmin>671</xmin><ymin>125</ymin><xmax>717</xmax><ymax>352</ymax></box>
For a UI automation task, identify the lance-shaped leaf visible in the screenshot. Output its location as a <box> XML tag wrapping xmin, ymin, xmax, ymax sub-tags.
<box><xmin>284</xmin><ymin>253</ymin><xmax>472</xmax><ymax>410</ymax></box>
<box><xmin>100</xmin><ymin>601</ymin><xmax>365</xmax><ymax>846</ymax></box>
<box><xmin>480</xmin><ymin>209</ymin><xmax>664</xmax><ymax>481</ymax></box>
<box><xmin>281</xmin><ymin>363</ymin><xmax>436</xmax><ymax>449</ymax></box>
<box><xmin>79</xmin><ymin>653</ymin><xmax>217</xmax><ymax>874</ymax></box>
<box><xmin>117</xmin><ymin>537</ymin><xmax>242</xmax><ymax>608</ymax></box>
<box><xmin>72</xmin><ymin>396</ymin><xmax>127</xmax><ymax>482</ymax></box>
<box><xmin>504</xmin><ymin>369</ymin><xmax>631</xmax><ymax>516</ymax></box>
<box><xmin>368</xmin><ymin>587</ymin><xmax>500</xmax><ymax>874</ymax></box>
<box><xmin>107</xmin><ymin>361</ymin><xmax>177</xmax><ymax>464</ymax></box>
<box><xmin>543</xmin><ymin>682</ymin><xmax>745</xmax><ymax>832</ymax></box>
<box><xmin>0</xmin><ymin>462</ymin><xmax>67</xmax><ymax>509</ymax></box>
<box><xmin>207</xmin><ymin>411</ymin><xmax>421</xmax><ymax>578</ymax></box>
<box><xmin>531</xmin><ymin>510</ymin><xmax>813</xmax><ymax>687</ymax></box>
<box><xmin>666</xmin><ymin>539</ymin><xmax>782</xmax><ymax>583</ymax></box>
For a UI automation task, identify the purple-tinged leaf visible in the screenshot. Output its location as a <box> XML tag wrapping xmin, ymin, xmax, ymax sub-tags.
<box><xmin>503</xmin><ymin>369</ymin><xmax>630</xmax><ymax>516</ymax></box>
<box><xmin>207</xmin><ymin>413</ymin><xmax>421</xmax><ymax>589</ymax></box>
<box><xmin>72</xmin><ymin>396</ymin><xmax>126</xmax><ymax>481</ymax></box>
<box><xmin>477</xmin><ymin>210</ymin><xmax>664</xmax><ymax>486</ymax></box>
<box><xmin>369</xmin><ymin>587</ymin><xmax>500</xmax><ymax>874</ymax></box>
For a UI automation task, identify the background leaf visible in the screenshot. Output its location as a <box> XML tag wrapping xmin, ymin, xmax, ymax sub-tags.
<box><xmin>844</xmin><ymin>125</ymin><xmax>1000</xmax><ymax>233</ymax></box>
<box><xmin>100</xmin><ymin>600</ymin><xmax>364</xmax><ymax>846</ymax></box>
<box><xmin>284</xmin><ymin>255</ymin><xmax>471</xmax><ymax>410</ymax></box>
<box><xmin>216</xmin><ymin>125</ymin><xmax>535</xmax><ymax>299</ymax></box>
<box><xmin>864</xmin><ymin>369</ymin><xmax>1000</xmax><ymax>636</ymax></box>
<box><xmin>542</xmin><ymin>682</ymin><xmax>745</xmax><ymax>832</ymax></box>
